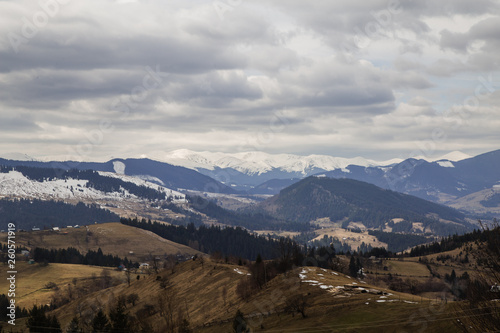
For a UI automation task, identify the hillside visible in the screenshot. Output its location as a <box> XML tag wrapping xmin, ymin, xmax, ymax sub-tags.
<box><xmin>6</xmin><ymin>222</ymin><xmax>201</xmax><ymax>263</ymax></box>
<box><xmin>253</xmin><ymin>177</ymin><xmax>471</xmax><ymax>235</ymax></box>
<box><xmin>3</xmin><ymin>225</ymin><xmax>498</xmax><ymax>332</ymax></box>
<box><xmin>14</xmin><ymin>258</ymin><xmax>461</xmax><ymax>333</ymax></box>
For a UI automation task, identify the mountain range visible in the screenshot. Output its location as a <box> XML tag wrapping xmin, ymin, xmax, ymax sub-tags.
<box><xmin>157</xmin><ymin>149</ymin><xmax>500</xmax><ymax>212</ymax></box>
<box><xmin>1</xmin><ymin>149</ymin><xmax>499</xmax><ymax>215</ymax></box>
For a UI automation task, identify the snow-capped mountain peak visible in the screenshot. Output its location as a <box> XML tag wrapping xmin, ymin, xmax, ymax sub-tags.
<box><xmin>160</xmin><ymin>149</ymin><xmax>402</xmax><ymax>176</ymax></box>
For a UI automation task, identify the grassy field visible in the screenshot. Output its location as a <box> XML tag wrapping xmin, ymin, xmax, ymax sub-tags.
<box><xmin>0</xmin><ymin>262</ymin><xmax>124</xmax><ymax>309</ymax></box>
<box><xmin>313</xmin><ymin>227</ymin><xmax>388</xmax><ymax>250</ymax></box>
<box><xmin>4</xmin><ymin>222</ymin><xmax>200</xmax><ymax>262</ymax></box>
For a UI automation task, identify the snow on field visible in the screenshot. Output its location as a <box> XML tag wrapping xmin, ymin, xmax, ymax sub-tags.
<box><xmin>233</xmin><ymin>268</ymin><xmax>251</xmax><ymax>276</ymax></box>
<box><xmin>0</xmin><ymin>171</ymin><xmax>122</xmax><ymax>200</ymax></box>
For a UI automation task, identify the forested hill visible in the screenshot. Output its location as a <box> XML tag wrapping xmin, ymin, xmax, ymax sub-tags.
<box><xmin>254</xmin><ymin>177</ymin><xmax>471</xmax><ymax>235</ymax></box>
<box><xmin>121</xmin><ymin>218</ymin><xmax>280</xmax><ymax>260</ymax></box>
<box><xmin>0</xmin><ymin>198</ymin><xmax>119</xmax><ymax>230</ymax></box>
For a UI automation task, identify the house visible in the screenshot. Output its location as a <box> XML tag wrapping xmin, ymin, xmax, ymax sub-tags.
<box><xmin>491</xmin><ymin>284</ymin><xmax>500</xmax><ymax>293</ymax></box>
<box><xmin>32</xmin><ymin>227</ymin><xmax>40</xmax><ymax>231</ymax></box>
<box><xmin>52</xmin><ymin>227</ymin><xmax>60</xmax><ymax>231</ymax></box>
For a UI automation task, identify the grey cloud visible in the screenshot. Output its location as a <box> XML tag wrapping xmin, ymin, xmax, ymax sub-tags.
<box><xmin>0</xmin><ymin>115</ymin><xmax>41</xmax><ymax>132</ymax></box>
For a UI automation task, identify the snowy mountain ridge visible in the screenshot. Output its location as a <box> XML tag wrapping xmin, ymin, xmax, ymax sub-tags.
<box><xmin>159</xmin><ymin>149</ymin><xmax>470</xmax><ymax>176</ymax></box>
<box><xmin>0</xmin><ymin>170</ymin><xmax>185</xmax><ymax>203</ymax></box>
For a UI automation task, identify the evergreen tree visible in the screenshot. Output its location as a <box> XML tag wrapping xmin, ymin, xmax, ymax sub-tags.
<box><xmin>27</xmin><ymin>305</ymin><xmax>62</xmax><ymax>333</ymax></box>
<box><xmin>232</xmin><ymin>309</ymin><xmax>248</xmax><ymax>333</ymax></box>
<box><xmin>66</xmin><ymin>316</ymin><xmax>81</xmax><ymax>333</ymax></box>
<box><xmin>109</xmin><ymin>300</ymin><xmax>131</xmax><ymax>333</ymax></box>
<box><xmin>92</xmin><ymin>310</ymin><xmax>110</xmax><ymax>333</ymax></box>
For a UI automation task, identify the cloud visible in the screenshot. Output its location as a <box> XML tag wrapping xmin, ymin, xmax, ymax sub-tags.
<box><xmin>0</xmin><ymin>0</ymin><xmax>498</xmax><ymax>161</ymax></box>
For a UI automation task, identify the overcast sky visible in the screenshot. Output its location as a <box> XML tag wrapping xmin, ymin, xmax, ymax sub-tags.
<box><xmin>1</xmin><ymin>0</ymin><xmax>499</xmax><ymax>162</ymax></box>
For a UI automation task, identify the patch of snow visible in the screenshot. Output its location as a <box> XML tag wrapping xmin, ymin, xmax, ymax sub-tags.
<box><xmin>319</xmin><ymin>285</ymin><xmax>334</xmax><ymax>290</ymax></box>
<box><xmin>302</xmin><ymin>280</ymin><xmax>319</xmax><ymax>284</ymax></box>
<box><xmin>437</xmin><ymin>161</ymin><xmax>454</xmax><ymax>168</ymax></box>
<box><xmin>233</xmin><ymin>268</ymin><xmax>250</xmax><ymax>276</ymax></box>
<box><xmin>299</xmin><ymin>274</ymin><xmax>307</xmax><ymax>280</ymax></box>
<box><xmin>376</xmin><ymin>300</ymin><xmax>386</xmax><ymax>303</ymax></box>
<box><xmin>113</xmin><ymin>161</ymin><xmax>126</xmax><ymax>174</ymax></box>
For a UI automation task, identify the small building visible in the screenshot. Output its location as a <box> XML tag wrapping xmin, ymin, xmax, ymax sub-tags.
<box><xmin>491</xmin><ymin>284</ymin><xmax>500</xmax><ymax>293</ymax></box>
<box><xmin>52</xmin><ymin>227</ymin><xmax>60</xmax><ymax>231</ymax></box>
<box><xmin>32</xmin><ymin>227</ymin><xmax>41</xmax><ymax>231</ymax></box>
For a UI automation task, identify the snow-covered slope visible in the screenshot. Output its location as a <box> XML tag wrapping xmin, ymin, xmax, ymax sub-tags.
<box><xmin>0</xmin><ymin>170</ymin><xmax>186</xmax><ymax>203</ymax></box>
<box><xmin>161</xmin><ymin>149</ymin><xmax>403</xmax><ymax>176</ymax></box>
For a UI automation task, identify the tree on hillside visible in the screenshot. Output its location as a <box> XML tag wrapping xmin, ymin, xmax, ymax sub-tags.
<box><xmin>27</xmin><ymin>305</ymin><xmax>62</xmax><ymax>333</ymax></box>
<box><xmin>232</xmin><ymin>309</ymin><xmax>248</xmax><ymax>333</ymax></box>
<box><xmin>284</xmin><ymin>294</ymin><xmax>308</xmax><ymax>318</ymax></box>
<box><xmin>126</xmin><ymin>293</ymin><xmax>139</xmax><ymax>307</ymax></box>
<box><xmin>109</xmin><ymin>300</ymin><xmax>132</xmax><ymax>333</ymax></box>
<box><xmin>91</xmin><ymin>309</ymin><xmax>110</xmax><ymax>333</ymax></box>
<box><xmin>66</xmin><ymin>316</ymin><xmax>82</xmax><ymax>333</ymax></box>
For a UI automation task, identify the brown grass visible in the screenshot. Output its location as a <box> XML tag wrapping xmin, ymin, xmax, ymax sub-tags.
<box><xmin>8</xmin><ymin>222</ymin><xmax>201</xmax><ymax>262</ymax></box>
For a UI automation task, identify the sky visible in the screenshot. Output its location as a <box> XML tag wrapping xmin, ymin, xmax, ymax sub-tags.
<box><xmin>0</xmin><ymin>0</ymin><xmax>499</xmax><ymax>162</ymax></box>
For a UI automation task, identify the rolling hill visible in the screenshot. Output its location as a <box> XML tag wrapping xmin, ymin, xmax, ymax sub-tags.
<box><xmin>252</xmin><ymin>177</ymin><xmax>472</xmax><ymax>236</ymax></box>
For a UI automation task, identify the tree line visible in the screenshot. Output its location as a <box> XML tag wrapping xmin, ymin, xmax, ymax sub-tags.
<box><xmin>408</xmin><ymin>223</ymin><xmax>499</xmax><ymax>257</ymax></box>
<box><xmin>32</xmin><ymin>247</ymin><xmax>138</xmax><ymax>268</ymax></box>
<box><xmin>121</xmin><ymin>218</ymin><xmax>281</xmax><ymax>260</ymax></box>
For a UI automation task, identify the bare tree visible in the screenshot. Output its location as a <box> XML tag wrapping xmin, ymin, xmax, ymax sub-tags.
<box><xmin>284</xmin><ymin>293</ymin><xmax>308</xmax><ymax>318</ymax></box>
<box><xmin>157</xmin><ymin>287</ymin><xmax>178</xmax><ymax>333</ymax></box>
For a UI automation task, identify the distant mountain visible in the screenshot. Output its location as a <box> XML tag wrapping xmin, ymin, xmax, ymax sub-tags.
<box><xmin>156</xmin><ymin>149</ymin><xmax>479</xmax><ymax>195</ymax></box>
<box><xmin>0</xmin><ymin>157</ymin><xmax>235</xmax><ymax>194</ymax></box>
<box><xmin>319</xmin><ymin>149</ymin><xmax>500</xmax><ymax>205</ymax></box>
<box><xmin>158</xmin><ymin>149</ymin><xmax>402</xmax><ymax>191</ymax></box>
<box><xmin>252</xmin><ymin>177</ymin><xmax>472</xmax><ymax>236</ymax></box>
